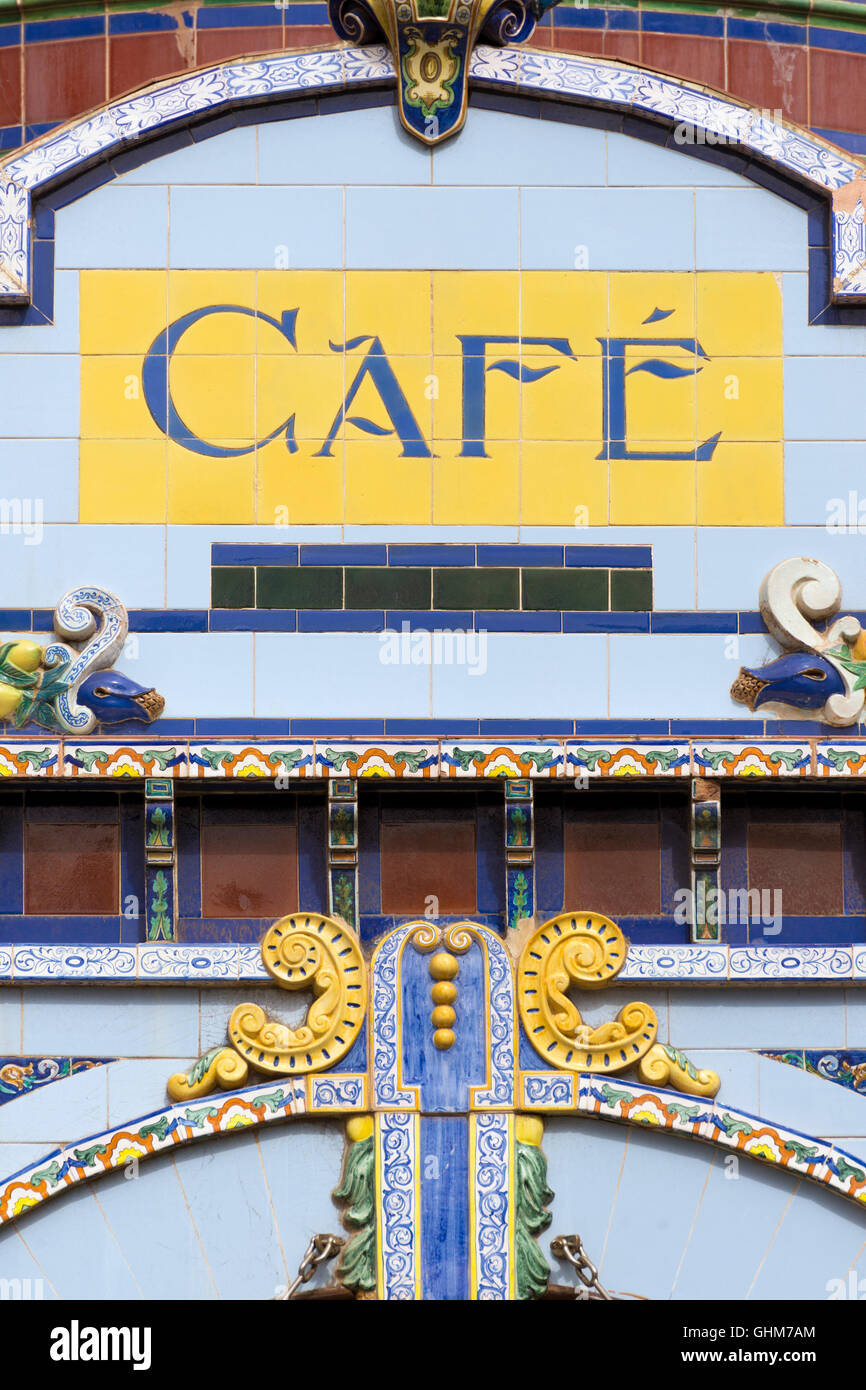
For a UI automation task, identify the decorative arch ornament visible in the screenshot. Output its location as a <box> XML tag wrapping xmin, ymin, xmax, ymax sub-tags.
<box><xmin>731</xmin><ymin>557</ymin><xmax>866</xmax><ymax>726</ymax></box>
<box><xmin>1</xmin><ymin>44</ymin><xmax>866</xmax><ymax>304</ymax></box>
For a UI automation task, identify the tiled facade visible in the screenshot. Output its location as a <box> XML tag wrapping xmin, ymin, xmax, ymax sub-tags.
<box><xmin>2</xmin><ymin>1</ymin><xmax>866</xmax><ymax>1310</ymax></box>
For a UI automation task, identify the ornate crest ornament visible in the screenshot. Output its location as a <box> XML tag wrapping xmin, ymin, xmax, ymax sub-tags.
<box><xmin>0</xmin><ymin>586</ymin><xmax>164</xmax><ymax>733</ymax></box>
<box><xmin>167</xmin><ymin>913</ymin><xmax>368</xmax><ymax>1098</ymax></box>
<box><xmin>730</xmin><ymin>557</ymin><xmax>866</xmax><ymax>726</ymax></box>
<box><xmin>328</xmin><ymin>0</ymin><xmax>548</xmax><ymax>144</ymax></box>
<box><xmin>517</xmin><ymin>912</ymin><xmax>720</xmax><ymax>1096</ymax></box>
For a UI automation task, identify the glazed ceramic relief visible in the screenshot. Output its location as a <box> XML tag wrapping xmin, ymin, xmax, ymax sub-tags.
<box><xmin>2</xmin><ymin>3</ymin><xmax>866</xmax><ymax>1309</ymax></box>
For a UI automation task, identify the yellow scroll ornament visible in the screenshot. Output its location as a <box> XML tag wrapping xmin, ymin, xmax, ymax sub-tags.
<box><xmin>167</xmin><ymin>912</ymin><xmax>367</xmax><ymax>1099</ymax></box>
<box><xmin>517</xmin><ymin>911</ymin><xmax>719</xmax><ymax>1097</ymax></box>
<box><xmin>518</xmin><ymin>911</ymin><xmax>658</xmax><ymax>1074</ymax></box>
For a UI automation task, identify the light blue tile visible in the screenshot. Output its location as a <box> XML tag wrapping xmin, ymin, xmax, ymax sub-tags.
<box><xmin>521</xmin><ymin>188</ymin><xmax>694</xmax><ymax>270</ymax></box>
<box><xmin>668</xmin><ymin>988</ymin><xmax>846</xmax><ymax>1050</ymax></box>
<box><xmin>785</xmin><ymin>441</ymin><xmax>866</xmax><ymax>525</ymax></box>
<box><xmin>690</xmin><ymin>1049</ymin><xmax>760</xmax><ymax>1113</ymax></box>
<box><xmin>697</xmin><ymin>526</ymin><xmax>866</xmax><ymax>609</ymax></box>
<box><xmin>0</xmin><ymin>440</ymin><xmax>78</xmax><ymax>522</ymax></box>
<box><xmin>259</xmin><ymin>106</ymin><xmax>427</xmax><ymax>184</ymax></box>
<box><xmin>828</xmin><ymin>1136</ymin><xmax>866</xmax><ymax>1164</ymax></box>
<box><xmin>0</xmin><ymin>524</ymin><xmax>165</xmax><ymax>608</ymax></box>
<box><xmin>120</xmin><ymin>126</ymin><xmax>258</xmax><ymax>185</ymax></box>
<box><xmin>607</xmin><ymin>130</ymin><xmax>747</xmax><ymax>186</ymax></box>
<box><xmin>609</xmin><ymin>632</ymin><xmax>769</xmax><ymax>719</ymax></box>
<box><xmin>55</xmin><ymin>185</ymin><xmax>168</xmax><ymax>269</ymax></box>
<box><xmin>136</xmin><ymin>632</ymin><xmax>254</xmax><ymax>717</ymax></box>
<box><xmin>0</xmin><ymin>356</ymin><xmax>79</xmax><ymax>437</ymax></box>
<box><xmin>0</xmin><ymin>1218</ymin><xmax>60</xmax><ymax>1297</ymax></box>
<box><xmin>255</xmin><ymin>632</ymin><xmax>430</xmax><ymax>717</ymax></box>
<box><xmin>846</xmin><ymin>991</ymin><xmax>866</xmax><ymax>1047</ymax></box>
<box><xmin>433</xmin><ymin>109</ymin><xmax>606</xmax><ymax>186</ymax></box>
<box><xmin>432</xmin><ymin>633</ymin><xmax>607</xmax><ymax>718</ymax></box>
<box><xmin>0</xmin><ymin>271</ymin><xmax>79</xmax><ymax>353</ymax></box>
<box><xmin>347</xmin><ymin>187</ymin><xmax>519</xmax><ymax>269</ymax></box>
<box><xmin>782</xmin><ymin>273</ymin><xmax>866</xmax><ymax>355</ymax></box>
<box><xmin>0</xmin><ymin>1065</ymin><xmax>108</xmax><ymax>1145</ymax></box>
<box><xmin>172</xmin><ymin>1131</ymin><xmax>289</xmax><ymax>1299</ymax></box>
<box><xmin>21</xmin><ymin>989</ymin><xmax>199</xmax><ymax>1057</ymax></box>
<box><xmin>107</xmin><ymin>1059</ymin><xmax>192</xmax><ymax>1128</ymax></box>
<box><xmin>672</xmin><ymin>1153</ymin><xmax>803</xmax><ymax>1299</ymax></box>
<box><xmin>0</xmin><ymin>1143</ymin><xmax>55</xmax><ymax>1181</ymax></box>
<box><xmin>600</xmin><ymin>1128</ymin><xmax>716</xmax><ymax>1297</ymax></box>
<box><xmin>0</xmin><ymin>990</ymin><xmax>21</xmax><ymax>1052</ymax></box>
<box><xmin>695</xmin><ymin>187</ymin><xmax>807</xmax><ymax>271</ymax></box>
<box><xmin>11</xmin><ymin>1181</ymin><xmax>145</xmax><ymax>1300</ymax></box>
<box><xmin>260</xmin><ymin>1121</ymin><xmax>360</xmax><ymax>1293</ymax></box>
<box><xmin>170</xmin><ymin>186</ymin><xmax>342</xmax><ymax>268</ymax></box>
<box><xmin>757</xmin><ymin>1055</ymin><xmax>866</xmax><ymax>1137</ymax></box>
<box><xmin>785</xmin><ymin>357</ymin><xmax>866</xmax><ymax>439</ymax></box>
<box><xmin>165</xmin><ymin>523</ymin><xmax>342</xmax><ymax>607</ymax></box>
<box><xmin>749</xmin><ymin>1182</ymin><xmax>865</xmax><ymax>1299</ymax></box>
<box><xmin>544</xmin><ymin>1119</ymin><xmax>629</xmax><ymax>1285</ymax></box>
<box><xmin>94</xmin><ymin>1158</ymin><xmax>216</xmax><ymax>1299</ymax></box>
<box><xmin>343</xmin><ymin>524</ymin><xmax>518</xmax><ymax>542</ymax></box>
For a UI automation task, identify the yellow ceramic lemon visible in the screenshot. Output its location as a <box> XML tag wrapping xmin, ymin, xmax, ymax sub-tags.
<box><xmin>6</xmin><ymin>640</ymin><xmax>42</xmax><ymax>673</ymax></box>
<box><xmin>0</xmin><ymin>683</ymin><xmax>22</xmax><ymax>718</ymax></box>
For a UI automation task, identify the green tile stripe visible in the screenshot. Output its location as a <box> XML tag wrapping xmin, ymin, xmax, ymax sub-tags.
<box><xmin>211</xmin><ymin>564</ymin><xmax>653</xmax><ymax>612</ymax></box>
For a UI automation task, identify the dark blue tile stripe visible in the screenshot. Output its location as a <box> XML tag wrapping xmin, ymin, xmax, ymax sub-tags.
<box><xmin>2</xmin><ymin>607</ymin><xmax>775</xmax><ymax>634</ymax></box>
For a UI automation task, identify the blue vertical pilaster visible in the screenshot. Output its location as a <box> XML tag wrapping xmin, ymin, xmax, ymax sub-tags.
<box><xmin>144</xmin><ymin>777</ymin><xmax>174</xmax><ymax>941</ymax></box>
<box><xmin>505</xmin><ymin>778</ymin><xmax>534</xmax><ymax>929</ymax></box>
<box><xmin>328</xmin><ymin>777</ymin><xmax>358</xmax><ymax>929</ymax></box>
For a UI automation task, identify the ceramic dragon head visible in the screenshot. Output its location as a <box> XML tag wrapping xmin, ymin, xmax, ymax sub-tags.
<box><xmin>328</xmin><ymin>0</ymin><xmax>558</xmax><ymax>144</ymax></box>
<box><xmin>0</xmin><ymin>587</ymin><xmax>165</xmax><ymax>733</ymax></box>
<box><xmin>730</xmin><ymin>557</ymin><xmax>866</xmax><ymax>725</ymax></box>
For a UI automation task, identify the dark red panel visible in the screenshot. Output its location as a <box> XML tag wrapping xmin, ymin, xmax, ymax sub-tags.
<box><xmin>642</xmin><ymin>34</ymin><xmax>725</xmax><ymax>91</ymax></box>
<box><xmin>727</xmin><ymin>39</ymin><xmax>807</xmax><ymax>125</ymax></box>
<box><xmin>25</xmin><ymin>821</ymin><xmax>119</xmax><ymax>916</ymax></box>
<box><xmin>109</xmin><ymin>33</ymin><xmax>193</xmax><ymax>100</ymax></box>
<box><xmin>603</xmin><ymin>30</ymin><xmax>640</xmax><ymax>63</ymax></box>
<box><xmin>0</xmin><ymin>45</ymin><xmax>21</xmax><ymax>128</ymax></box>
<box><xmin>380</xmin><ymin>818</ymin><xmax>476</xmax><ymax>914</ymax></box>
<box><xmin>810</xmin><ymin>48</ymin><xmax>866</xmax><ymax>134</ymax></box>
<box><xmin>201</xmin><ymin>821</ymin><xmax>299</xmax><ymax>918</ymax></box>
<box><xmin>284</xmin><ymin>25</ymin><xmax>335</xmax><ymax>48</ymax></box>
<box><xmin>564</xmin><ymin>813</ymin><xmax>661</xmax><ymax>916</ymax></box>
<box><xmin>198</xmin><ymin>28</ymin><xmax>282</xmax><ymax>65</ymax></box>
<box><xmin>24</xmin><ymin>38</ymin><xmax>105</xmax><ymax>125</ymax></box>
<box><xmin>748</xmin><ymin>821</ymin><xmax>843</xmax><ymax>916</ymax></box>
<box><xmin>551</xmin><ymin>28</ymin><xmax>606</xmax><ymax>57</ymax></box>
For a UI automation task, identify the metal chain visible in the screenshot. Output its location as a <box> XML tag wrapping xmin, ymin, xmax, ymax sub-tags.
<box><xmin>550</xmin><ymin>1234</ymin><xmax>614</xmax><ymax>1300</ymax></box>
<box><xmin>274</xmin><ymin>1233</ymin><xmax>345</xmax><ymax>1300</ymax></box>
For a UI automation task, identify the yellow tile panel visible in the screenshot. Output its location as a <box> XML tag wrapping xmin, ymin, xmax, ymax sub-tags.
<box><xmin>434</xmin><ymin>443</ymin><xmax>520</xmax><ymax>525</ymax></box>
<box><xmin>521</xmin><ymin>442</ymin><xmax>609</xmax><ymax>526</ymax></box>
<box><xmin>79</xmin><ymin>439</ymin><xmax>167</xmax><ymax>523</ymax></box>
<box><xmin>697</xmin><ymin>442</ymin><xmax>784</xmax><ymax>525</ymax></box>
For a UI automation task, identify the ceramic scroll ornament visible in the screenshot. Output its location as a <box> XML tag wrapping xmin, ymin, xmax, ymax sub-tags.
<box><xmin>167</xmin><ymin>913</ymin><xmax>368</xmax><ymax>1099</ymax></box>
<box><xmin>0</xmin><ymin>586</ymin><xmax>164</xmax><ymax>733</ymax></box>
<box><xmin>518</xmin><ymin>911</ymin><xmax>720</xmax><ymax>1097</ymax></box>
<box><xmin>730</xmin><ymin>557</ymin><xmax>866</xmax><ymax>725</ymax></box>
<box><xmin>328</xmin><ymin>0</ymin><xmax>558</xmax><ymax>144</ymax></box>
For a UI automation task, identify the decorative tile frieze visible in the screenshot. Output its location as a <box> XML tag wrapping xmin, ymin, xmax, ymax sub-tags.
<box><xmin>0</xmin><ymin>744</ymin><xmax>59</xmax><ymax>776</ymax></box>
<box><xmin>566</xmin><ymin>742</ymin><xmax>689</xmax><ymax>779</ymax></box>
<box><xmin>816</xmin><ymin>744</ymin><xmax>866</xmax><ymax>777</ymax></box>
<box><xmin>619</xmin><ymin>944</ymin><xmax>727</xmax><ymax>982</ymax></box>
<box><xmin>441</xmin><ymin>742</ymin><xmax>562</xmax><ymax>778</ymax></box>
<box><xmin>10</xmin><ymin>945</ymin><xmax>137</xmax><ymax>981</ymax></box>
<box><xmin>65</xmin><ymin>744</ymin><xmax>186</xmax><ymax>777</ymax></box>
<box><xmin>692</xmin><ymin>743</ymin><xmax>812</xmax><ymax>777</ymax></box>
<box><xmin>138</xmin><ymin>945</ymin><xmax>236</xmax><ymax>980</ymax></box>
<box><xmin>520</xmin><ymin>1072</ymin><xmax>576</xmax><ymax>1110</ymax></box>
<box><xmin>188</xmin><ymin>742</ymin><xmax>315</xmax><ymax>778</ymax></box>
<box><xmin>318</xmin><ymin>743</ymin><xmax>437</xmax><ymax>778</ymax></box>
<box><xmin>729</xmin><ymin>946</ymin><xmax>853</xmax><ymax>980</ymax></box>
<box><xmin>0</xmin><ymin>1057</ymin><xmax>113</xmax><ymax>1106</ymax></box>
